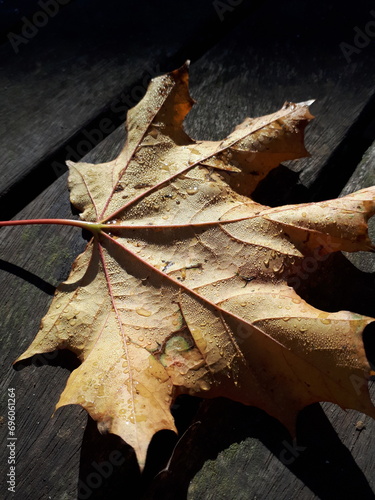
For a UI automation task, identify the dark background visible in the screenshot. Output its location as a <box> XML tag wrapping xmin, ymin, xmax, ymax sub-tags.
<box><xmin>0</xmin><ymin>1</ymin><xmax>375</xmax><ymax>499</ymax></box>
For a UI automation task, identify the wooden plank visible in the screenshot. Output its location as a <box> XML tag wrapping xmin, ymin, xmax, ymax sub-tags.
<box><xmin>0</xmin><ymin>0</ymin><xmax>260</xmax><ymax>219</ymax></box>
<box><xmin>187</xmin><ymin>145</ymin><xmax>375</xmax><ymax>500</ymax></box>
<box><xmin>183</xmin><ymin>0</ymin><xmax>375</xmax><ymax>206</ymax></box>
<box><xmin>341</xmin><ymin>141</ymin><xmax>375</xmax><ymax>275</ymax></box>
<box><xmin>0</xmin><ymin>176</ymin><xmax>87</xmax><ymax>499</ymax></box>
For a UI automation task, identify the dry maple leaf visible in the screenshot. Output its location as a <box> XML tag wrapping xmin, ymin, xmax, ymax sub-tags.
<box><xmin>6</xmin><ymin>63</ymin><xmax>375</xmax><ymax>468</ymax></box>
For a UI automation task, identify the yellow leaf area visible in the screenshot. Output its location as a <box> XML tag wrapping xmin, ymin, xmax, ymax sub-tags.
<box><xmin>17</xmin><ymin>63</ymin><xmax>375</xmax><ymax>468</ymax></box>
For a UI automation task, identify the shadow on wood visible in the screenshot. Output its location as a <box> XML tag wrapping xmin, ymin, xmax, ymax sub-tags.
<box><xmin>73</xmin><ymin>396</ymin><xmax>375</xmax><ymax>499</ymax></box>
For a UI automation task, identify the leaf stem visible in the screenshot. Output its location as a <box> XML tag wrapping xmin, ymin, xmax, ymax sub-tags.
<box><xmin>0</xmin><ymin>218</ymin><xmax>104</xmax><ymax>234</ymax></box>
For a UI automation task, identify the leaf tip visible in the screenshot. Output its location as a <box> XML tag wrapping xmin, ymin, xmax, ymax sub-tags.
<box><xmin>13</xmin><ymin>348</ymin><xmax>35</xmax><ymax>365</ymax></box>
<box><xmin>282</xmin><ymin>99</ymin><xmax>315</xmax><ymax>121</ymax></box>
<box><xmin>299</xmin><ymin>99</ymin><xmax>315</xmax><ymax>107</ymax></box>
<box><xmin>66</xmin><ymin>160</ymin><xmax>76</xmax><ymax>169</ymax></box>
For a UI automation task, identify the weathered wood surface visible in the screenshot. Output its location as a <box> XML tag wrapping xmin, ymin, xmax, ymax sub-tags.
<box><xmin>1</xmin><ymin>0</ymin><xmax>375</xmax><ymax>499</ymax></box>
